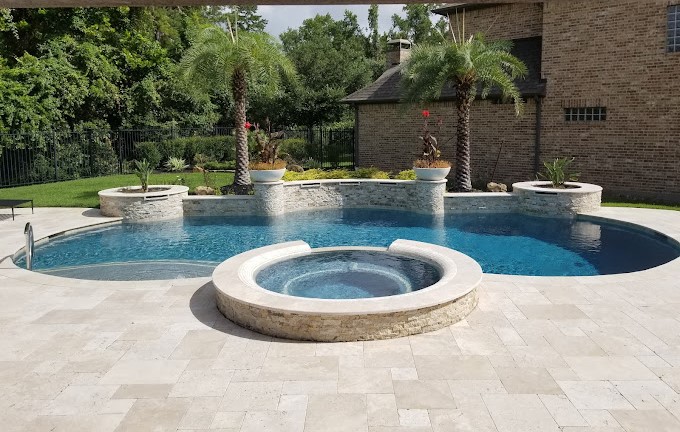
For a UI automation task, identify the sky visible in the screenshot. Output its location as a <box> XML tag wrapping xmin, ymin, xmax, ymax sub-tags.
<box><xmin>258</xmin><ymin>4</ymin><xmax>406</xmax><ymax>37</ymax></box>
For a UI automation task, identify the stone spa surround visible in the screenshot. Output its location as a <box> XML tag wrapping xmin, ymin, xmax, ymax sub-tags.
<box><xmin>212</xmin><ymin>240</ymin><xmax>482</xmax><ymax>342</ymax></box>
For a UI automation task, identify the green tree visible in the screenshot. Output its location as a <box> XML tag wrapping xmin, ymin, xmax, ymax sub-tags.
<box><xmin>279</xmin><ymin>12</ymin><xmax>375</xmax><ymax>126</ymax></box>
<box><xmin>368</xmin><ymin>4</ymin><xmax>380</xmax><ymax>59</ymax></box>
<box><xmin>389</xmin><ymin>4</ymin><xmax>448</xmax><ymax>45</ymax></box>
<box><xmin>401</xmin><ymin>29</ymin><xmax>527</xmax><ymax>192</ymax></box>
<box><xmin>178</xmin><ymin>24</ymin><xmax>294</xmax><ymax>193</ymax></box>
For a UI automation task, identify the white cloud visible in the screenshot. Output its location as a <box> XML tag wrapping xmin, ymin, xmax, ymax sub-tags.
<box><xmin>259</xmin><ymin>4</ymin><xmax>406</xmax><ymax>38</ymax></box>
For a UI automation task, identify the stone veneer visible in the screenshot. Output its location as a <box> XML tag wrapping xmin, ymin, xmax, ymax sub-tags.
<box><xmin>182</xmin><ymin>179</ymin><xmax>601</xmax><ymax>217</ymax></box>
<box><xmin>99</xmin><ymin>185</ymin><xmax>188</xmax><ymax>221</ymax></box>
<box><xmin>513</xmin><ymin>181</ymin><xmax>603</xmax><ymax>216</ymax></box>
<box><xmin>213</xmin><ymin>240</ymin><xmax>481</xmax><ymax>341</ymax></box>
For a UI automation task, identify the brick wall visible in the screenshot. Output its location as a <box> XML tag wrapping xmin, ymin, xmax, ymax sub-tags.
<box><xmin>540</xmin><ymin>0</ymin><xmax>680</xmax><ymax>201</ymax></box>
<box><xmin>356</xmin><ymin>99</ymin><xmax>537</xmax><ymax>187</ymax></box>
<box><xmin>449</xmin><ymin>3</ymin><xmax>544</xmax><ymax>40</ymax></box>
<box><xmin>355</xmin><ymin>1</ymin><xmax>680</xmax><ymax>201</ymax></box>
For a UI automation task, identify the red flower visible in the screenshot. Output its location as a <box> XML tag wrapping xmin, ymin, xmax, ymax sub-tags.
<box><xmin>422</xmin><ymin>110</ymin><xmax>430</xmax><ymax>118</ymax></box>
<box><xmin>244</xmin><ymin>121</ymin><xmax>252</xmax><ymax>129</ymax></box>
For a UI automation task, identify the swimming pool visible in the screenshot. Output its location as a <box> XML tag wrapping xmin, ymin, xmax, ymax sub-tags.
<box><xmin>15</xmin><ymin>208</ymin><xmax>680</xmax><ymax>279</ymax></box>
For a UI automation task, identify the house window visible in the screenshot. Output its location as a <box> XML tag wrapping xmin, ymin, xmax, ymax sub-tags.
<box><xmin>669</xmin><ymin>5</ymin><xmax>680</xmax><ymax>53</ymax></box>
<box><xmin>564</xmin><ymin>107</ymin><xmax>607</xmax><ymax>122</ymax></box>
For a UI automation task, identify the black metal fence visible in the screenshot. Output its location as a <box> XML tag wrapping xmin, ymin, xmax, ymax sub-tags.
<box><xmin>0</xmin><ymin>126</ymin><xmax>355</xmax><ymax>188</ymax></box>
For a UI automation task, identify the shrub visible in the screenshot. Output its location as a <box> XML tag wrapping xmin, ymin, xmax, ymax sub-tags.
<box><xmin>135</xmin><ymin>142</ymin><xmax>162</xmax><ymax>169</ymax></box>
<box><xmin>279</xmin><ymin>138</ymin><xmax>308</xmax><ymax>162</ymax></box>
<box><xmin>201</xmin><ymin>160</ymin><xmax>235</xmax><ymax>170</ymax></box>
<box><xmin>303</xmin><ymin>158</ymin><xmax>322</xmax><ymax>169</ymax></box>
<box><xmin>166</xmin><ymin>136</ymin><xmax>236</xmax><ymax>163</ymax></box>
<box><xmin>157</xmin><ymin>139</ymin><xmax>186</xmax><ymax>164</ymax></box>
<box><xmin>394</xmin><ymin>169</ymin><xmax>417</xmax><ymax>180</ymax></box>
<box><xmin>283</xmin><ymin>168</ymin><xmax>393</xmax><ymax>181</ymax></box>
<box><xmin>353</xmin><ymin>167</ymin><xmax>390</xmax><ymax>179</ymax></box>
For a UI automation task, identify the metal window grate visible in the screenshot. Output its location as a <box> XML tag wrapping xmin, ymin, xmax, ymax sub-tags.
<box><xmin>564</xmin><ymin>107</ymin><xmax>607</xmax><ymax>122</ymax></box>
<box><xmin>669</xmin><ymin>5</ymin><xmax>680</xmax><ymax>53</ymax></box>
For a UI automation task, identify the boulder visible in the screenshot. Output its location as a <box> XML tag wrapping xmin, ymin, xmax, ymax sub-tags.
<box><xmin>195</xmin><ymin>186</ymin><xmax>215</xmax><ymax>195</ymax></box>
<box><xmin>487</xmin><ymin>182</ymin><xmax>508</xmax><ymax>193</ymax></box>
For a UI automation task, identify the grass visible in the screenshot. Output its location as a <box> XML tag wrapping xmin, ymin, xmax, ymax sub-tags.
<box><xmin>602</xmin><ymin>201</ymin><xmax>680</xmax><ymax>211</ymax></box>
<box><xmin>0</xmin><ymin>172</ymin><xmax>234</xmax><ymax>208</ymax></box>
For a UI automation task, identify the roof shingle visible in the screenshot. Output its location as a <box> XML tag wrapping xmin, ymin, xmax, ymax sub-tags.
<box><xmin>342</xmin><ymin>36</ymin><xmax>546</xmax><ymax>104</ymax></box>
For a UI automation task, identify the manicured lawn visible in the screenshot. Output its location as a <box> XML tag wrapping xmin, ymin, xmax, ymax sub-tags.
<box><xmin>602</xmin><ymin>201</ymin><xmax>680</xmax><ymax>211</ymax></box>
<box><xmin>0</xmin><ymin>172</ymin><xmax>234</xmax><ymax>208</ymax></box>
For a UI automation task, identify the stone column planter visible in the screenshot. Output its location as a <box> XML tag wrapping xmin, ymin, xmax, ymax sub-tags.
<box><xmin>512</xmin><ymin>181</ymin><xmax>602</xmax><ymax>215</ymax></box>
<box><xmin>99</xmin><ymin>185</ymin><xmax>189</xmax><ymax>221</ymax></box>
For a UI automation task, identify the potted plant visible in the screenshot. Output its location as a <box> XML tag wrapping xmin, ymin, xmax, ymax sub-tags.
<box><xmin>413</xmin><ymin>110</ymin><xmax>452</xmax><ymax>181</ymax></box>
<box><xmin>248</xmin><ymin>119</ymin><xmax>287</xmax><ymax>183</ymax></box>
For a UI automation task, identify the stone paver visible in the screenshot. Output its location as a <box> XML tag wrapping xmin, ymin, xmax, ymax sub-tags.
<box><xmin>0</xmin><ymin>207</ymin><xmax>679</xmax><ymax>431</ymax></box>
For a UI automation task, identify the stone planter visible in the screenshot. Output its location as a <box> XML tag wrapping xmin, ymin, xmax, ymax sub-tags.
<box><xmin>414</xmin><ymin>167</ymin><xmax>451</xmax><ymax>181</ymax></box>
<box><xmin>512</xmin><ymin>181</ymin><xmax>602</xmax><ymax>215</ymax></box>
<box><xmin>249</xmin><ymin>168</ymin><xmax>286</xmax><ymax>183</ymax></box>
<box><xmin>99</xmin><ymin>185</ymin><xmax>189</xmax><ymax>221</ymax></box>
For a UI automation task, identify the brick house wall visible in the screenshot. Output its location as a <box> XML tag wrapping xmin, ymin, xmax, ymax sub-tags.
<box><xmin>452</xmin><ymin>3</ymin><xmax>543</xmax><ymax>40</ymax></box>
<box><xmin>540</xmin><ymin>0</ymin><xmax>680</xmax><ymax>201</ymax></box>
<box><xmin>357</xmin><ymin>100</ymin><xmax>537</xmax><ymax>187</ymax></box>
<box><xmin>353</xmin><ymin>1</ymin><xmax>680</xmax><ymax>201</ymax></box>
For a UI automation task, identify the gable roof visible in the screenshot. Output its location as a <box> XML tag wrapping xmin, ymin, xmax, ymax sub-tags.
<box><xmin>342</xmin><ymin>36</ymin><xmax>546</xmax><ymax>105</ymax></box>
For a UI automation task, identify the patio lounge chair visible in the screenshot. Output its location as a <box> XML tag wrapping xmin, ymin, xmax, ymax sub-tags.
<box><xmin>0</xmin><ymin>199</ymin><xmax>34</xmax><ymax>221</ymax></box>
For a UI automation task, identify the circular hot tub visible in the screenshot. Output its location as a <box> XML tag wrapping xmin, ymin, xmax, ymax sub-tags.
<box><xmin>212</xmin><ymin>240</ymin><xmax>481</xmax><ymax>341</ymax></box>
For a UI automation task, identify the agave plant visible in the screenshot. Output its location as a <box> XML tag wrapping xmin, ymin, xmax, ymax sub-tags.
<box><xmin>539</xmin><ymin>157</ymin><xmax>580</xmax><ymax>188</ymax></box>
<box><xmin>133</xmin><ymin>159</ymin><xmax>153</xmax><ymax>192</ymax></box>
<box><xmin>165</xmin><ymin>157</ymin><xmax>189</xmax><ymax>172</ymax></box>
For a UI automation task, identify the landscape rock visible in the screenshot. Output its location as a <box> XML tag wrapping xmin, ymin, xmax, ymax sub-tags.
<box><xmin>487</xmin><ymin>182</ymin><xmax>508</xmax><ymax>193</ymax></box>
<box><xmin>195</xmin><ymin>186</ymin><xmax>215</xmax><ymax>195</ymax></box>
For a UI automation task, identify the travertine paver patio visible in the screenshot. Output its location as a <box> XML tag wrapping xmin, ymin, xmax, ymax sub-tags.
<box><xmin>1</xmin><ymin>207</ymin><xmax>680</xmax><ymax>431</ymax></box>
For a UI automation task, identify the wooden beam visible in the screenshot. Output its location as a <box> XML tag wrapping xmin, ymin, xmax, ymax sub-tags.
<box><xmin>1</xmin><ymin>0</ymin><xmax>538</xmax><ymax>9</ymax></box>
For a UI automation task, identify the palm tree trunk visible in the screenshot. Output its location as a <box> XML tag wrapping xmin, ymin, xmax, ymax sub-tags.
<box><xmin>455</xmin><ymin>82</ymin><xmax>474</xmax><ymax>192</ymax></box>
<box><xmin>231</xmin><ymin>68</ymin><xmax>250</xmax><ymax>195</ymax></box>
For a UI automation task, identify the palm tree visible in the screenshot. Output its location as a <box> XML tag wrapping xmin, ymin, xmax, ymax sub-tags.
<box><xmin>179</xmin><ymin>22</ymin><xmax>294</xmax><ymax>194</ymax></box>
<box><xmin>401</xmin><ymin>21</ymin><xmax>527</xmax><ymax>192</ymax></box>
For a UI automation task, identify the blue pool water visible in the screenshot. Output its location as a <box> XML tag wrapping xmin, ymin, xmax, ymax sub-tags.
<box><xmin>256</xmin><ymin>251</ymin><xmax>441</xmax><ymax>299</ymax></box>
<box><xmin>16</xmin><ymin>208</ymin><xmax>680</xmax><ymax>280</ymax></box>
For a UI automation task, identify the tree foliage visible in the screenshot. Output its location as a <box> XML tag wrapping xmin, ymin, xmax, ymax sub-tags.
<box><xmin>0</xmin><ymin>5</ymin><xmax>453</xmax><ymax>132</ymax></box>
<box><xmin>389</xmin><ymin>4</ymin><xmax>448</xmax><ymax>45</ymax></box>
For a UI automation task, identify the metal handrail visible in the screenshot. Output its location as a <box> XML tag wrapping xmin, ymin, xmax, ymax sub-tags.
<box><xmin>24</xmin><ymin>222</ymin><xmax>34</xmax><ymax>270</ymax></box>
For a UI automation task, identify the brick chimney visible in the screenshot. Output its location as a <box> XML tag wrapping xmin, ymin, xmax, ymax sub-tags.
<box><xmin>386</xmin><ymin>39</ymin><xmax>412</xmax><ymax>69</ymax></box>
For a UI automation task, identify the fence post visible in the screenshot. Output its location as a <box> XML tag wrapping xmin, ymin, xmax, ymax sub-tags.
<box><xmin>116</xmin><ymin>131</ymin><xmax>123</xmax><ymax>174</ymax></box>
<box><xmin>52</xmin><ymin>130</ymin><xmax>58</xmax><ymax>182</ymax></box>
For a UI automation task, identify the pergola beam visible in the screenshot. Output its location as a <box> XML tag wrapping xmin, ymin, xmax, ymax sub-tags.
<box><xmin>1</xmin><ymin>1</ymin><xmax>538</xmax><ymax>9</ymax></box>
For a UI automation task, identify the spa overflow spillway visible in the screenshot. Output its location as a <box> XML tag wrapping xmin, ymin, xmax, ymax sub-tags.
<box><xmin>15</xmin><ymin>209</ymin><xmax>680</xmax><ymax>280</ymax></box>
